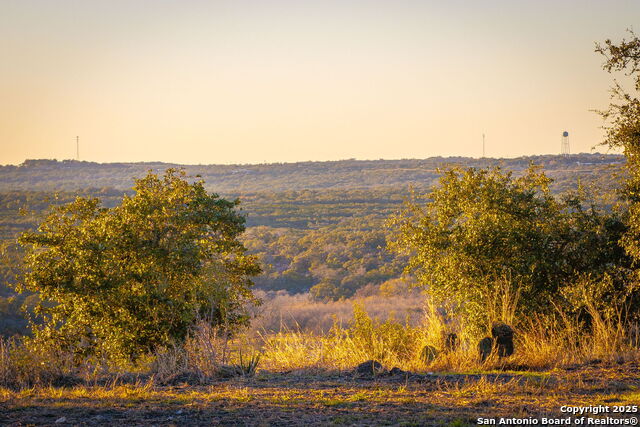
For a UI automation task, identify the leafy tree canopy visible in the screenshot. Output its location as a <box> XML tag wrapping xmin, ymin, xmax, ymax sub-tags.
<box><xmin>388</xmin><ymin>166</ymin><xmax>629</xmax><ymax>329</ymax></box>
<box><xmin>17</xmin><ymin>169</ymin><xmax>260</xmax><ymax>362</ymax></box>
<box><xmin>596</xmin><ymin>32</ymin><xmax>640</xmax><ymax>263</ymax></box>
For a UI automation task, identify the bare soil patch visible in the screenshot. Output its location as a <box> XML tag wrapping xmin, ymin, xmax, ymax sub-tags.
<box><xmin>2</xmin><ymin>362</ymin><xmax>639</xmax><ymax>426</ymax></box>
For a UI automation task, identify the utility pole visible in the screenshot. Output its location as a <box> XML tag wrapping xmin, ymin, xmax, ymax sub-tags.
<box><xmin>482</xmin><ymin>133</ymin><xmax>485</xmax><ymax>158</ymax></box>
<box><xmin>76</xmin><ymin>136</ymin><xmax>79</xmax><ymax>161</ymax></box>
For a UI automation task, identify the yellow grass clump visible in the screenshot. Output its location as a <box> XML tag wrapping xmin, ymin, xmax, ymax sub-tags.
<box><xmin>257</xmin><ymin>295</ymin><xmax>640</xmax><ymax>374</ymax></box>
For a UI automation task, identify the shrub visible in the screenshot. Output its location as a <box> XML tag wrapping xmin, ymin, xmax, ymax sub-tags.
<box><xmin>16</xmin><ymin>169</ymin><xmax>261</xmax><ymax>363</ymax></box>
<box><xmin>388</xmin><ymin>166</ymin><xmax>630</xmax><ymax>331</ymax></box>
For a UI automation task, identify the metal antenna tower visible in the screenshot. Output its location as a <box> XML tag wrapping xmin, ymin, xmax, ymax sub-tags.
<box><xmin>76</xmin><ymin>136</ymin><xmax>79</xmax><ymax>160</ymax></box>
<box><xmin>482</xmin><ymin>133</ymin><xmax>485</xmax><ymax>158</ymax></box>
<box><xmin>561</xmin><ymin>131</ymin><xmax>570</xmax><ymax>156</ymax></box>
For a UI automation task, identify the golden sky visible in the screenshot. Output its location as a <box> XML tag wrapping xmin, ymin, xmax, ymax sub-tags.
<box><xmin>0</xmin><ymin>0</ymin><xmax>637</xmax><ymax>165</ymax></box>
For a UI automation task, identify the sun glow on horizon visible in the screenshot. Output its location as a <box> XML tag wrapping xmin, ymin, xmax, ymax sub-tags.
<box><xmin>0</xmin><ymin>0</ymin><xmax>637</xmax><ymax>165</ymax></box>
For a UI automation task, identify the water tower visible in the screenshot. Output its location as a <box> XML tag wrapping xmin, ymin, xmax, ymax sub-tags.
<box><xmin>561</xmin><ymin>131</ymin><xmax>570</xmax><ymax>156</ymax></box>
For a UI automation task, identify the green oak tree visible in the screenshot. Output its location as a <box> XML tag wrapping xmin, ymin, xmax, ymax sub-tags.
<box><xmin>593</xmin><ymin>31</ymin><xmax>640</xmax><ymax>321</ymax></box>
<box><xmin>596</xmin><ymin>32</ymin><xmax>640</xmax><ymax>260</ymax></box>
<box><xmin>388</xmin><ymin>166</ymin><xmax>629</xmax><ymax>329</ymax></box>
<box><xmin>17</xmin><ymin>169</ymin><xmax>260</xmax><ymax>362</ymax></box>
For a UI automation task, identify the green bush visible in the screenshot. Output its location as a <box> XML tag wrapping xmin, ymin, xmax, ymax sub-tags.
<box><xmin>389</xmin><ymin>166</ymin><xmax>630</xmax><ymax>330</ymax></box>
<box><xmin>16</xmin><ymin>169</ymin><xmax>261</xmax><ymax>363</ymax></box>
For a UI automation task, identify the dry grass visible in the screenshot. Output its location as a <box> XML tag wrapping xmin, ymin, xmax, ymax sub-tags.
<box><xmin>0</xmin><ymin>338</ymin><xmax>14</xmax><ymax>386</ymax></box>
<box><xmin>1</xmin><ymin>292</ymin><xmax>639</xmax><ymax>389</ymax></box>
<box><xmin>149</xmin><ymin>320</ymin><xmax>263</xmax><ymax>383</ymax></box>
<box><xmin>258</xmin><ymin>296</ymin><xmax>640</xmax><ymax>374</ymax></box>
<box><xmin>250</xmin><ymin>290</ymin><xmax>424</xmax><ymax>334</ymax></box>
<box><xmin>259</xmin><ymin>303</ymin><xmax>426</xmax><ymax>373</ymax></box>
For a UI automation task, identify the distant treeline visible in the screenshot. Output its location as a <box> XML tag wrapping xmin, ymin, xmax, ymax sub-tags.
<box><xmin>0</xmin><ymin>153</ymin><xmax>624</xmax><ymax>193</ymax></box>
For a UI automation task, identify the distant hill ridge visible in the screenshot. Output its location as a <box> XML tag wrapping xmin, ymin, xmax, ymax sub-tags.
<box><xmin>0</xmin><ymin>153</ymin><xmax>627</xmax><ymax>304</ymax></box>
<box><xmin>0</xmin><ymin>153</ymin><xmax>624</xmax><ymax>193</ymax></box>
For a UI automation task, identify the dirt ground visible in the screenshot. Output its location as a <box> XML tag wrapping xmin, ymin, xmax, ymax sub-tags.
<box><xmin>1</xmin><ymin>361</ymin><xmax>639</xmax><ymax>426</ymax></box>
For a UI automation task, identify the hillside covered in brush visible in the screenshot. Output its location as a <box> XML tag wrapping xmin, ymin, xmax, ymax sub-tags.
<box><xmin>0</xmin><ymin>154</ymin><xmax>625</xmax><ymax>335</ymax></box>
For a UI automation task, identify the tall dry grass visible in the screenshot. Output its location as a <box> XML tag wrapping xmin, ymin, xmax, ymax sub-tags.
<box><xmin>1</xmin><ymin>289</ymin><xmax>639</xmax><ymax>389</ymax></box>
<box><xmin>150</xmin><ymin>320</ymin><xmax>262</xmax><ymax>383</ymax></box>
<box><xmin>0</xmin><ymin>321</ymin><xmax>253</xmax><ymax>388</ymax></box>
<box><xmin>0</xmin><ymin>337</ymin><xmax>14</xmax><ymax>386</ymax></box>
<box><xmin>0</xmin><ymin>335</ymin><xmax>86</xmax><ymax>388</ymax></box>
<box><xmin>259</xmin><ymin>303</ymin><xmax>425</xmax><ymax>373</ymax></box>
<box><xmin>257</xmin><ymin>292</ymin><xmax>640</xmax><ymax>374</ymax></box>
<box><xmin>250</xmin><ymin>290</ymin><xmax>424</xmax><ymax>334</ymax></box>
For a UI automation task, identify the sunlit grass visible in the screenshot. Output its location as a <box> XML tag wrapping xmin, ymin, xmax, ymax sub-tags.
<box><xmin>258</xmin><ymin>307</ymin><xmax>640</xmax><ymax>376</ymax></box>
<box><xmin>1</xmin><ymin>298</ymin><xmax>639</xmax><ymax>392</ymax></box>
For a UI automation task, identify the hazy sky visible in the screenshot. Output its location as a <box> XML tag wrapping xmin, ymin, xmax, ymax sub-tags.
<box><xmin>0</xmin><ymin>0</ymin><xmax>637</xmax><ymax>165</ymax></box>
